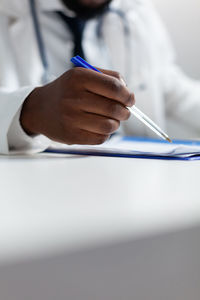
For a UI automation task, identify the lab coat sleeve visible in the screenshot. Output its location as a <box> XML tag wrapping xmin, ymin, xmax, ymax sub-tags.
<box><xmin>146</xmin><ymin>1</ymin><xmax>200</xmax><ymax>138</ymax></box>
<box><xmin>163</xmin><ymin>65</ymin><xmax>200</xmax><ymax>138</ymax></box>
<box><xmin>0</xmin><ymin>87</ymin><xmax>51</xmax><ymax>154</ymax></box>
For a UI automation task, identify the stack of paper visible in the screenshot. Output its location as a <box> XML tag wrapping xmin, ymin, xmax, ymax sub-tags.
<box><xmin>46</xmin><ymin>137</ymin><xmax>200</xmax><ymax>161</ymax></box>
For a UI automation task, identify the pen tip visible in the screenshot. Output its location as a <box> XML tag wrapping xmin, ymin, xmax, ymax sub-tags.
<box><xmin>166</xmin><ymin>137</ymin><xmax>173</xmax><ymax>143</ymax></box>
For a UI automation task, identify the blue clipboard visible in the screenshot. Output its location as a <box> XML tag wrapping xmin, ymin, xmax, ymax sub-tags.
<box><xmin>45</xmin><ymin>137</ymin><xmax>200</xmax><ymax>161</ymax></box>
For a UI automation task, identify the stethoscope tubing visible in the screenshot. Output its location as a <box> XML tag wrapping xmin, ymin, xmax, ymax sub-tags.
<box><xmin>29</xmin><ymin>0</ymin><xmax>130</xmax><ymax>84</ymax></box>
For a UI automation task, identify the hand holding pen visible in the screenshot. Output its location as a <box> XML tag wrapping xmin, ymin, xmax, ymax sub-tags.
<box><xmin>20</xmin><ymin>57</ymin><xmax>135</xmax><ymax>145</ymax></box>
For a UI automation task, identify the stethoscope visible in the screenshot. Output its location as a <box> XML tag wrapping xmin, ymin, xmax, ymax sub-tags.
<box><xmin>29</xmin><ymin>0</ymin><xmax>131</xmax><ymax>84</ymax></box>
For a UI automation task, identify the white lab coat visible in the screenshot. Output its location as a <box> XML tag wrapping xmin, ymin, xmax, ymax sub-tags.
<box><xmin>1</xmin><ymin>0</ymin><xmax>200</xmax><ymax>154</ymax></box>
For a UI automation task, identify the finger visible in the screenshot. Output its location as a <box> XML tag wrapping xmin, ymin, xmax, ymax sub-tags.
<box><xmin>71</xmin><ymin>112</ymin><xmax>120</xmax><ymax>135</ymax></box>
<box><xmin>72</xmin><ymin>129</ymin><xmax>110</xmax><ymax>145</ymax></box>
<box><xmin>79</xmin><ymin>92</ymin><xmax>131</xmax><ymax>121</ymax></box>
<box><xmin>98</xmin><ymin>68</ymin><xmax>127</xmax><ymax>87</ymax></box>
<box><xmin>75</xmin><ymin>68</ymin><xmax>135</xmax><ymax>107</ymax></box>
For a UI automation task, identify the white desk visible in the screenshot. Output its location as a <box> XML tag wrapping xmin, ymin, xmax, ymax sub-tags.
<box><xmin>0</xmin><ymin>155</ymin><xmax>200</xmax><ymax>299</ymax></box>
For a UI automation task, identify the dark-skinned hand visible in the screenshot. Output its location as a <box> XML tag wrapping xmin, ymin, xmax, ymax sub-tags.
<box><xmin>20</xmin><ymin>67</ymin><xmax>135</xmax><ymax>145</ymax></box>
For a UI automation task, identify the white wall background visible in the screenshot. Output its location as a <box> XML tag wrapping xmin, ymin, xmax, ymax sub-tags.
<box><xmin>152</xmin><ymin>0</ymin><xmax>200</xmax><ymax>79</ymax></box>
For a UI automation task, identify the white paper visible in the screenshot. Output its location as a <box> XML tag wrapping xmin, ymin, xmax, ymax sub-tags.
<box><xmin>49</xmin><ymin>137</ymin><xmax>200</xmax><ymax>158</ymax></box>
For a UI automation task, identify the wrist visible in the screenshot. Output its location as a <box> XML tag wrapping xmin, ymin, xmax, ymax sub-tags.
<box><xmin>20</xmin><ymin>87</ymin><xmax>44</xmax><ymax>136</ymax></box>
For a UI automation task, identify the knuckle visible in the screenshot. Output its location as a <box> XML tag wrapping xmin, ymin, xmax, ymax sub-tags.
<box><xmin>101</xmin><ymin>119</ymin><xmax>119</xmax><ymax>134</ymax></box>
<box><xmin>113</xmin><ymin>72</ymin><xmax>126</xmax><ymax>86</ymax></box>
<box><xmin>107</xmin><ymin>103</ymin><xmax>129</xmax><ymax>121</ymax></box>
<box><xmin>95</xmin><ymin>134</ymin><xmax>109</xmax><ymax>145</ymax></box>
<box><xmin>67</xmin><ymin>67</ymin><xmax>78</xmax><ymax>79</ymax></box>
<box><xmin>110</xmin><ymin>78</ymin><xmax>122</xmax><ymax>94</ymax></box>
<box><xmin>112</xmin><ymin>71</ymin><xmax>121</xmax><ymax>80</ymax></box>
<box><xmin>102</xmin><ymin>120</ymin><xmax>114</xmax><ymax>133</ymax></box>
<box><xmin>124</xmin><ymin>95</ymin><xmax>131</xmax><ymax>106</ymax></box>
<box><xmin>125</xmin><ymin>93</ymin><xmax>135</xmax><ymax>107</ymax></box>
<box><xmin>66</xmin><ymin>67</ymin><xmax>83</xmax><ymax>82</ymax></box>
<box><xmin>107</xmin><ymin>103</ymin><xmax>119</xmax><ymax>117</ymax></box>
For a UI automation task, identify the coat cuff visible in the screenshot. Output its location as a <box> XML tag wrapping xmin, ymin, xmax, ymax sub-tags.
<box><xmin>0</xmin><ymin>86</ymin><xmax>51</xmax><ymax>154</ymax></box>
<box><xmin>7</xmin><ymin>106</ymin><xmax>51</xmax><ymax>155</ymax></box>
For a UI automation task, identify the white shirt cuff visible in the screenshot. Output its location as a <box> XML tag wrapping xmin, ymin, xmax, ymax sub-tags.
<box><xmin>7</xmin><ymin>107</ymin><xmax>51</xmax><ymax>155</ymax></box>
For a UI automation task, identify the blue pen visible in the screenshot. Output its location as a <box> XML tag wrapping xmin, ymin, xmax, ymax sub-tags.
<box><xmin>71</xmin><ymin>55</ymin><xmax>172</xmax><ymax>143</ymax></box>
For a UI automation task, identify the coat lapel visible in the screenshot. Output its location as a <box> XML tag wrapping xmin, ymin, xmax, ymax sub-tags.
<box><xmin>0</xmin><ymin>0</ymin><xmax>44</xmax><ymax>86</ymax></box>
